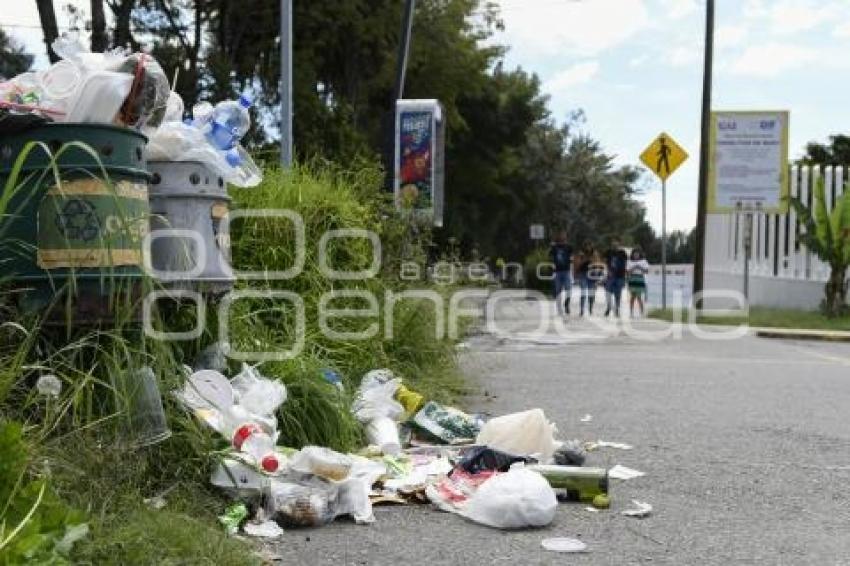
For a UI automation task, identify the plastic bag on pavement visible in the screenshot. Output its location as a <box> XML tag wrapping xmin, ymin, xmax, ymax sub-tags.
<box><xmin>412</xmin><ymin>401</ymin><xmax>481</xmax><ymax>444</ymax></box>
<box><xmin>352</xmin><ymin>369</ymin><xmax>404</xmax><ymax>423</ymax></box>
<box><xmin>461</xmin><ymin>468</ymin><xmax>557</xmax><ymax>529</ymax></box>
<box><xmin>475</xmin><ymin>408</ymin><xmax>557</xmax><ymax>462</ymax></box>
<box><xmin>264</xmin><ymin>479</ymin><xmax>338</xmax><ymax>528</ymax></box>
<box><xmin>455</xmin><ymin>446</ymin><xmax>536</xmax><ymax>475</ymax></box>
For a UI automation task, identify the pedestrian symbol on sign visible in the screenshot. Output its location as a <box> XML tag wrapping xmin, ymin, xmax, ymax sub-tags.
<box><xmin>640</xmin><ymin>132</ymin><xmax>687</xmax><ymax>181</ymax></box>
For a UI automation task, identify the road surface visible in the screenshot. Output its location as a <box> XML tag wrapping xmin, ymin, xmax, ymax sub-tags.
<box><xmin>271</xmin><ymin>300</ymin><xmax>850</xmax><ymax>565</ymax></box>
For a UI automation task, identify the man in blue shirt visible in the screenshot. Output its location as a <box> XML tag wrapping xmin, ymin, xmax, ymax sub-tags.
<box><xmin>549</xmin><ymin>230</ymin><xmax>573</xmax><ymax>318</ymax></box>
<box><xmin>604</xmin><ymin>238</ymin><xmax>628</xmax><ymax>318</ymax></box>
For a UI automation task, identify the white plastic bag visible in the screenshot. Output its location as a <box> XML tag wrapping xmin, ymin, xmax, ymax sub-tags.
<box><xmin>461</xmin><ymin>468</ymin><xmax>557</xmax><ymax>529</ymax></box>
<box><xmin>352</xmin><ymin>369</ymin><xmax>404</xmax><ymax>423</ymax></box>
<box><xmin>475</xmin><ymin>408</ymin><xmax>558</xmax><ymax>462</ymax></box>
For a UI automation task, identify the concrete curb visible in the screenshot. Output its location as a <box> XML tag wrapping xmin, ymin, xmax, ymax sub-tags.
<box><xmin>753</xmin><ymin>327</ymin><xmax>850</xmax><ymax>343</ymax></box>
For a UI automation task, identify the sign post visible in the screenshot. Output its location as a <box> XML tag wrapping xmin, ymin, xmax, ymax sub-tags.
<box><xmin>640</xmin><ymin>132</ymin><xmax>689</xmax><ymax>310</ymax></box>
<box><xmin>530</xmin><ymin>224</ymin><xmax>545</xmax><ymax>241</ymax></box>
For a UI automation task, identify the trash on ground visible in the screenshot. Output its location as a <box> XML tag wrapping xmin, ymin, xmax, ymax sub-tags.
<box><xmin>143</xmin><ymin>495</ymin><xmax>167</xmax><ymax>510</ymax></box>
<box><xmin>621</xmin><ymin>500</ymin><xmax>653</xmax><ymax>518</ymax></box>
<box><xmin>427</xmin><ymin>466</ymin><xmax>557</xmax><ymax>529</ymax></box>
<box><xmin>36</xmin><ymin>374</ymin><xmax>62</xmax><ymax>397</ymax></box>
<box><xmin>553</xmin><ymin>440</ymin><xmax>587</xmax><ymax>466</ymax></box>
<box><xmin>580</xmin><ymin>414</ymin><xmax>593</xmax><ymax>423</ymax></box>
<box><xmin>211</xmin><ymin>457</ymin><xmax>269</xmax><ymax>500</ymax></box>
<box><xmin>219</xmin><ymin>503</ymin><xmax>249</xmax><ymax>536</ymax></box>
<box><xmin>455</xmin><ymin>445</ymin><xmax>536</xmax><ymax>474</ymax></box>
<box><xmin>586</xmin><ymin>440</ymin><xmax>633</xmax><ymax>451</ymax></box>
<box><xmin>243</xmin><ymin>520</ymin><xmax>284</xmax><ymax>539</ymax></box>
<box><xmin>608</xmin><ymin>465</ymin><xmax>645</xmax><ymax>480</ymax></box>
<box><xmin>412</xmin><ymin>401</ymin><xmax>482</xmax><ymax>445</ymax></box>
<box><xmin>353</xmin><ymin>369</ymin><xmax>405</xmax><ymax>455</ymax></box>
<box><xmin>584</xmin><ymin>506</ymin><xmax>600</xmax><ymax>513</ymax></box>
<box><xmin>528</xmin><ymin>465</ymin><xmax>609</xmax><ymax>503</ymax></box>
<box><xmin>541</xmin><ymin>537</ymin><xmax>589</xmax><ymax>553</ymax></box>
<box><xmin>395</xmin><ymin>384</ymin><xmax>425</xmax><ymax>416</ymax></box>
<box><xmin>476</xmin><ymin>408</ymin><xmax>557</xmax><ymax>462</ymax></box>
<box><xmin>321</xmin><ymin>369</ymin><xmax>345</xmax><ymax>391</ymax></box>
<box><xmin>592</xmin><ymin>493</ymin><xmax>610</xmax><ymax>509</ymax></box>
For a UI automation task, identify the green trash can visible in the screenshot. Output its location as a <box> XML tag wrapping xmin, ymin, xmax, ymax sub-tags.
<box><xmin>0</xmin><ymin>123</ymin><xmax>151</xmax><ymax>321</ymax></box>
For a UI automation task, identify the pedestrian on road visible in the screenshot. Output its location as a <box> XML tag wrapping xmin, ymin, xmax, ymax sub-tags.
<box><xmin>549</xmin><ymin>230</ymin><xmax>573</xmax><ymax>318</ymax></box>
<box><xmin>575</xmin><ymin>241</ymin><xmax>599</xmax><ymax>316</ymax></box>
<box><xmin>627</xmin><ymin>247</ymin><xmax>650</xmax><ymax>318</ymax></box>
<box><xmin>604</xmin><ymin>239</ymin><xmax>628</xmax><ymax>318</ymax></box>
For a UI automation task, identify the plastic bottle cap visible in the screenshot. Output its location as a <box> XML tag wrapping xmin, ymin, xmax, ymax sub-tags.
<box><xmin>225</xmin><ymin>149</ymin><xmax>242</xmax><ymax>167</ymax></box>
<box><xmin>238</xmin><ymin>94</ymin><xmax>252</xmax><ymax>108</ymax></box>
<box><xmin>261</xmin><ymin>455</ymin><xmax>279</xmax><ymax>473</ymax></box>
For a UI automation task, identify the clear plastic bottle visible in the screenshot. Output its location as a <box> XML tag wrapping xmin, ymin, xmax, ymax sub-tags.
<box><xmin>204</xmin><ymin>94</ymin><xmax>252</xmax><ymax>151</ymax></box>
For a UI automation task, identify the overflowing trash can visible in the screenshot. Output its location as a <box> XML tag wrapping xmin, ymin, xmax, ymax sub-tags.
<box><xmin>0</xmin><ymin>123</ymin><xmax>151</xmax><ymax>320</ymax></box>
<box><xmin>147</xmin><ymin>160</ymin><xmax>235</xmax><ymax>294</ymax></box>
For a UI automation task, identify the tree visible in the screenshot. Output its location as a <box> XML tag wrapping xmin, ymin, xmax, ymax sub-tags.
<box><xmin>789</xmin><ymin>178</ymin><xmax>850</xmax><ymax>316</ymax></box>
<box><xmin>801</xmin><ymin>135</ymin><xmax>850</xmax><ymax>165</ymax></box>
<box><xmin>0</xmin><ymin>30</ymin><xmax>33</xmax><ymax>79</ymax></box>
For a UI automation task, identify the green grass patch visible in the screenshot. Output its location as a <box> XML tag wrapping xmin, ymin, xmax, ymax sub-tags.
<box><xmin>649</xmin><ymin>307</ymin><xmax>850</xmax><ymax>331</ymax></box>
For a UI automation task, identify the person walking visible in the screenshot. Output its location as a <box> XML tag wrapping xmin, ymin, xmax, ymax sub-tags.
<box><xmin>604</xmin><ymin>238</ymin><xmax>628</xmax><ymax>318</ymax></box>
<box><xmin>627</xmin><ymin>247</ymin><xmax>650</xmax><ymax>318</ymax></box>
<box><xmin>549</xmin><ymin>230</ymin><xmax>573</xmax><ymax>318</ymax></box>
<box><xmin>575</xmin><ymin>241</ymin><xmax>598</xmax><ymax>316</ymax></box>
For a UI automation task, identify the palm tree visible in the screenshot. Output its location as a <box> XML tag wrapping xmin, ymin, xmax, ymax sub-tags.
<box><xmin>789</xmin><ymin>178</ymin><xmax>850</xmax><ymax>317</ymax></box>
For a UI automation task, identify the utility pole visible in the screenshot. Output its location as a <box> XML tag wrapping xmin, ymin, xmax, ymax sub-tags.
<box><xmin>280</xmin><ymin>0</ymin><xmax>293</xmax><ymax>167</ymax></box>
<box><xmin>394</xmin><ymin>0</ymin><xmax>417</xmax><ymax>102</ymax></box>
<box><xmin>693</xmin><ymin>0</ymin><xmax>715</xmax><ymax>308</ymax></box>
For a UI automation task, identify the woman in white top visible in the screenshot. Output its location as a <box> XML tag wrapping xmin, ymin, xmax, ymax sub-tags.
<box><xmin>627</xmin><ymin>248</ymin><xmax>650</xmax><ymax>318</ymax></box>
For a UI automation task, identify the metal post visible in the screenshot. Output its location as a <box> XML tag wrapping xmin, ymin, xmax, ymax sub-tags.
<box><xmin>280</xmin><ymin>0</ymin><xmax>293</xmax><ymax>167</ymax></box>
<box><xmin>693</xmin><ymin>0</ymin><xmax>715</xmax><ymax>308</ymax></box>
<box><xmin>394</xmin><ymin>0</ymin><xmax>417</xmax><ymax>103</ymax></box>
<box><xmin>662</xmin><ymin>178</ymin><xmax>668</xmax><ymax>310</ymax></box>
<box><xmin>744</xmin><ymin>215</ymin><xmax>750</xmax><ymax>302</ymax></box>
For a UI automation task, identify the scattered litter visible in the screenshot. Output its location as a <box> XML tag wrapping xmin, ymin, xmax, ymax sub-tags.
<box><xmin>622</xmin><ymin>500</ymin><xmax>653</xmax><ymax>518</ymax></box>
<box><xmin>608</xmin><ymin>465</ymin><xmax>645</xmax><ymax>480</ymax></box>
<box><xmin>143</xmin><ymin>495</ymin><xmax>167</xmax><ymax>510</ymax></box>
<box><xmin>475</xmin><ymin>408</ymin><xmax>557</xmax><ymax>461</ymax></box>
<box><xmin>455</xmin><ymin>446</ymin><xmax>535</xmax><ymax>474</ymax></box>
<box><xmin>553</xmin><ymin>440</ymin><xmax>586</xmax><ymax>466</ymax></box>
<box><xmin>584</xmin><ymin>506</ymin><xmax>599</xmax><ymax>513</ymax></box>
<box><xmin>219</xmin><ymin>503</ymin><xmax>249</xmax><ymax>536</ymax></box>
<box><xmin>592</xmin><ymin>493</ymin><xmax>610</xmax><ymax>509</ymax></box>
<box><xmin>541</xmin><ymin>537</ymin><xmax>589</xmax><ymax>553</ymax></box>
<box><xmin>353</xmin><ymin>369</ymin><xmax>404</xmax><ymax>455</ymax></box>
<box><xmin>36</xmin><ymin>374</ymin><xmax>62</xmax><ymax>397</ymax></box>
<box><xmin>413</xmin><ymin>401</ymin><xmax>482</xmax><ymax>445</ymax></box>
<box><xmin>528</xmin><ymin>465</ymin><xmax>608</xmax><ymax>503</ymax></box>
<box><xmin>243</xmin><ymin>520</ymin><xmax>284</xmax><ymax>539</ymax></box>
<box><xmin>586</xmin><ymin>440</ymin><xmax>633</xmax><ymax>451</ymax></box>
<box><xmin>580</xmin><ymin>414</ymin><xmax>593</xmax><ymax>423</ymax></box>
<box><xmin>289</xmin><ymin>446</ymin><xmax>353</xmax><ymax>481</ymax></box>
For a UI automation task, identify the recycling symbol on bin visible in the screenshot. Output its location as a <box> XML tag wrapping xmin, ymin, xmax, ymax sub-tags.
<box><xmin>55</xmin><ymin>199</ymin><xmax>101</xmax><ymax>242</ymax></box>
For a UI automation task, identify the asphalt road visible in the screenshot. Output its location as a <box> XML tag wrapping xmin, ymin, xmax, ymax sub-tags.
<box><xmin>270</xmin><ymin>301</ymin><xmax>850</xmax><ymax>565</ymax></box>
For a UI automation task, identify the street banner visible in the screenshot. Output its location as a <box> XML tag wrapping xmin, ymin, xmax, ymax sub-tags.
<box><xmin>708</xmin><ymin>111</ymin><xmax>790</xmax><ymax>214</ymax></box>
<box><xmin>394</xmin><ymin>100</ymin><xmax>445</xmax><ymax>227</ymax></box>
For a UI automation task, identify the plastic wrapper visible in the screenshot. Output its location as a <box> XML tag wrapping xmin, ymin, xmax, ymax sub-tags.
<box><xmin>264</xmin><ymin>479</ymin><xmax>338</xmax><ymax>528</ymax></box>
<box><xmin>115</xmin><ymin>53</ymin><xmax>170</xmax><ymax>133</ymax></box>
<box><xmin>288</xmin><ymin>446</ymin><xmax>353</xmax><ymax>481</ymax></box>
<box><xmin>454</xmin><ymin>446</ymin><xmax>535</xmax><ymax>474</ymax></box>
<box><xmin>475</xmin><ymin>408</ymin><xmax>557</xmax><ymax>461</ymax></box>
<box><xmin>412</xmin><ymin>401</ymin><xmax>481</xmax><ymax>444</ymax></box>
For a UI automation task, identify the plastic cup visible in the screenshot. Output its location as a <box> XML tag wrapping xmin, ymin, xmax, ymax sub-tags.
<box><xmin>366</xmin><ymin>417</ymin><xmax>401</xmax><ymax>455</ymax></box>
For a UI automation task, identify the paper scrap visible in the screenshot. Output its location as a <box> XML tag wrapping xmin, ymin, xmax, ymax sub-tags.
<box><xmin>587</xmin><ymin>440</ymin><xmax>633</xmax><ymax>451</ymax></box>
<box><xmin>608</xmin><ymin>465</ymin><xmax>645</xmax><ymax>480</ymax></box>
<box><xmin>243</xmin><ymin>520</ymin><xmax>284</xmax><ymax>539</ymax></box>
<box><xmin>580</xmin><ymin>414</ymin><xmax>593</xmax><ymax>423</ymax></box>
<box><xmin>622</xmin><ymin>500</ymin><xmax>653</xmax><ymax>518</ymax></box>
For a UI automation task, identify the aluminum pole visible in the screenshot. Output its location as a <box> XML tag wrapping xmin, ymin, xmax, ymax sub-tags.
<box><xmin>280</xmin><ymin>0</ymin><xmax>293</xmax><ymax>167</ymax></box>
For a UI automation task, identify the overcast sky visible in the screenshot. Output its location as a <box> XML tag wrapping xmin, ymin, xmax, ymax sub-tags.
<box><xmin>7</xmin><ymin>0</ymin><xmax>850</xmax><ymax>233</ymax></box>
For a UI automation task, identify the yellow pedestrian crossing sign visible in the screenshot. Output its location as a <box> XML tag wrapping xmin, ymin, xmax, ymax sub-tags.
<box><xmin>640</xmin><ymin>132</ymin><xmax>688</xmax><ymax>181</ymax></box>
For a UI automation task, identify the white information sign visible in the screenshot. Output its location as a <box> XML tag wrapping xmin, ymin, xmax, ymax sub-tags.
<box><xmin>708</xmin><ymin>111</ymin><xmax>789</xmax><ymax>213</ymax></box>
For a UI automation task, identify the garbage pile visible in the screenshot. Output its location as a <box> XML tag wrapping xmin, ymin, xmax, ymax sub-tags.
<box><xmin>175</xmin><ymin>365</ymin><xmax>651</xmax><ymax>539</ymax></box>
<box><xmin>0</xmin><ymin>33</ymin><xmax>261</xmax><ymax>188</ymax></box>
